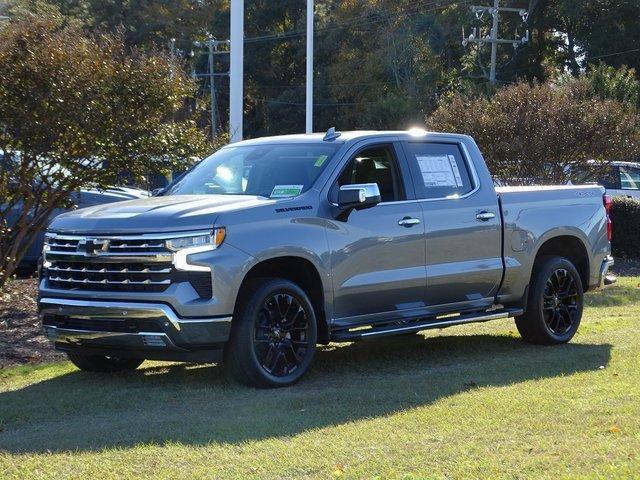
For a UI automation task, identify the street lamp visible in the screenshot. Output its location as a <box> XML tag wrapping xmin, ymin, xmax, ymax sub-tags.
<box><xmin>306</xmin><ymin>0</ymin><xmax>314</xmax><ymax>134</ymax></box>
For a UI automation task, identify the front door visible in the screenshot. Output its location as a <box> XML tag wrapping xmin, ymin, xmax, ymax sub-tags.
<box><xmin>326</xmin><ymin>143</ymin><xmax>426</xmax><ymax>324</ymax></box>
<box><xmin>402</xmin><ymin>140</ymin><xmax>503</xmax><ymax>311</ymax></box>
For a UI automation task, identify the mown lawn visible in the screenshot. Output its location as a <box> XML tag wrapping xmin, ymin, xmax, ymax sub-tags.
<box><xmin>1</xmin><ymin>278</ymin><xmax>639</xmax><ymax>479</ymax></box>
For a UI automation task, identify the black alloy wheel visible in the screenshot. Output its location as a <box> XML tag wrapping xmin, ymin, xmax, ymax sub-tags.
<box><xmin>542</xmin><ymin>268</ymin><xmax>580</xmax><ymax>336</ymax></box>
<box><xmin>254</xmin><ymin>293</ymin><xmax>312</xmax><ymax>377</ymax></box>
<box><xmin>515</xmin><ymin>256</ymin><xmax>584</xmax><ymax>345</ymax></box>
<box><xmin>224</xmin><ymin>278</ymin><xmax>318</xmax><ymax>387</ymax></box>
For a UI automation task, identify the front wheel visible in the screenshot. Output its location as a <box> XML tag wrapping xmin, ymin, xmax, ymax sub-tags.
<box><xmin>516</xmin><ymin>256</ymin><xmax>584</xmax><ymax>345</ymax></box>
<box><xmin>67</xmin><ymin>353</ymin><xmax>143</xmax><ymax>372</ymax></box>
<box><xmin>224</xmin><ymin>278</ymin><xmax>317</xmax><ymax>388</ymax></box>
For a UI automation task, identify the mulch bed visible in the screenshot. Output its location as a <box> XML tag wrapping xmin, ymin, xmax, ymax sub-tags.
<box><xmin>0</xmin><ymin>258</ymin><xmax>637</xmax><ymax>368</ymax></box>
<box><xmin>611</xmin><ymin>257</ymin><xmax>640</xmax><ymax>277</ymax></box>
<box><xmin>0</xmin><ymin>277</ymin><xmax>62</xmax><ymax>368</ymax></box>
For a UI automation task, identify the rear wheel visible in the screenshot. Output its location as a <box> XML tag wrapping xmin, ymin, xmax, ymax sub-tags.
<box><xmin>516</xmin><ymin>256</ymin><xmax>584</xmax><ymax>345</ymax></box>
<box><xmin>67</xmin><ymin>353</ymin><xmax>143</xmax><ymax>372</ymax></box>
<box><xmin>224</xmin><ymin>278</ymin><xmax>317</xmax><ymax>388</ymax></box>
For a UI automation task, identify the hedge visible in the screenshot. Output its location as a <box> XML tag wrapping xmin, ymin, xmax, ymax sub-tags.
<box><xmin>610</xmin><ymin>197</ymin><xmax>640</xmax><ymax>259</ymax></box>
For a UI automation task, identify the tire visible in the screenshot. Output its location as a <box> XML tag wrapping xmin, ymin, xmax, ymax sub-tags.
<box><xmin>67</xmin><ymin>353</ymin><xmax>144</xmax><ymax>372</ymax></box>
<box><xmin>224</xmin><ymin>278</ymin><xmax>318</xmax><ymax>388</ymax></box>
<box><xmin>515</xmin><ymin>256</ymin><xmax>584</xmax><ymax>345</ymax></box>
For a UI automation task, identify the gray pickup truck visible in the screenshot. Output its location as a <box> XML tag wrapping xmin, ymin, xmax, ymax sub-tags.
<box><xmin>39</xmin><ymin>129</ymin><xmax>615</xmax><ymax>387</ymax></box>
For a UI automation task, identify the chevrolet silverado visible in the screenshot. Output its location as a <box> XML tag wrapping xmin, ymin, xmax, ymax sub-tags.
<box><xmin>39</xmin><ymin>129</ymin><xmax>615</xmax><ymax>387</ymax></box>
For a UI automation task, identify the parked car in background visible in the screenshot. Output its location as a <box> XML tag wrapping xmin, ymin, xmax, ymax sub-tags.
<box><xmin>15</xmin><ymin>186</ymin><xmax>149</xmax><ymax>272</ymax></box>
<box><xmin>39</xmin><ymin>129</ymin><xmax>614</xmax><ymax>387</ymax></box>
<box><xmin>592</xmin><ymin>161</ymin><xmax>640</xmax><ymax>199</ymax></box>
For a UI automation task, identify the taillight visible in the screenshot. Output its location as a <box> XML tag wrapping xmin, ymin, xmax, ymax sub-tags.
<box><xmin>603</xmin><ymin>194</ymin><xmax>613</xmax><ymax>241</ymax></box>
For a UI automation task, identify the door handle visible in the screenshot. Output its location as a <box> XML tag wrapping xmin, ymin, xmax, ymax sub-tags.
<box><xmin>476</xmin><ymin>211</ymin><xmax>496</xmax><ymax>221</ymax></box>
<box><xmin>398</xmin><ymin>217</ymin><xmax>421</xmax><ymax>227</ymax></box>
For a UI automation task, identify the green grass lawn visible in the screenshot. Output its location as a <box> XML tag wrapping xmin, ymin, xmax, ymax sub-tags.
<box><xmin>1</xmin><ymin>278</ymin><xmax>639</xmax><ymax>479</ymax></box>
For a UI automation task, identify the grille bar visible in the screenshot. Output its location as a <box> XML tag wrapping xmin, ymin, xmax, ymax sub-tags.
<box><xmin>109</xmin><ymin>242</ymin><xmax>165</xmax><ymax>249</ymax></box>
<box><xmin>49</xmin><ymin>276</ymin><xmax>171</xmax><ymax>286</ymax></box>
<box><xmin>44</xmin><ymin>252</ymin><xmax>172</xmax><ymax>263</ymax></box>
<box><xmin>47</xmin><ymin>266</ymin><xmax>172</xmax><ymax>274</ymax></box>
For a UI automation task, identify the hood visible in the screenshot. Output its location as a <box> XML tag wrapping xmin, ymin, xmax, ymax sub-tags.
<box><xmin>49</xmin><ymin>194</ymin><xmax>275</xmax><ymax>234</ymax></box>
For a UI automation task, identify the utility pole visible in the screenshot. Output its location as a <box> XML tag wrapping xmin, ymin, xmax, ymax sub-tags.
<box><xmin>463</xmin><ymin>1</ymin><xmax>530</xmax><ymax>84</ymax></box>
<box><xmin>203</xmin><ymin>38</ymin><xmax>229</xmax><ymax>141</ymax></box>
<box><xmin>208</xmin><ymin>40</ymin><xmax>216</xmax><ymax>141</ymax></box>
<box><xmin>489</xmin><ymin>0</ymin><xmax>499</xmax><ymax>84</ymax></box>
<box><xmin>305</xmin><ymin>0</ymin><xmax>314</xmax><ymax>134</ymax></box>
<box><xmin>193</xmin><ymin>38</ymin><xmax>229</xmax><ymax>141</ymax></box>
<box><xmin>230</xmin><ymin>0</ymin><xmax>244</xmax><ymax>142</ymax></box>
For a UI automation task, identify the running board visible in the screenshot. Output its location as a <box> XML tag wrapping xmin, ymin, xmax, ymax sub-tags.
<box><xmin>330</xmin><ymin>308</ymin><xmax>524</xmax><ymax>342</ymax></box>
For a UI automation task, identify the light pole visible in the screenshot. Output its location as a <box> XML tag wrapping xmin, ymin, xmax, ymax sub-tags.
<box><xmin>229</xmin><ymin>0</ymin><xmax>244</xmax><ymax>143</ymax></box>
<box><xmin>305</xmin><ymin>0</ymin><xmax>314</xmax><ymax>134</ymax></box>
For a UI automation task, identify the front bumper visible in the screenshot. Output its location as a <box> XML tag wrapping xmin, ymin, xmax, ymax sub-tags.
<box><xmin>599</xmin><ymin>255</ymin><xmax>617</xmax><ymax>288</ymax></box>
<box><xmin>39</xmin><ymin>298</ymin><xmax>232</xmax><ymax>362</ymax></box>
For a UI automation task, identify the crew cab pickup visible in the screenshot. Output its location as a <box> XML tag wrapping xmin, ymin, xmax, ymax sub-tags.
<box><xmin>39</xmin><ymin>130</ymin><xmax>615</xmax><ymax>387</ymax></box>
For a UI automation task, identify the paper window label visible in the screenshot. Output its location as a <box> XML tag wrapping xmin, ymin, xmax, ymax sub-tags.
<box><xmin>314</xmin><ymin>155</ymin><xmax>328</xmax><ymax>167</ymax></box>
<box><xmin>270</xmin><ymin>185</ymin><xmax>304</xmax><ymax>198</ymax></box>
<box><xmin>416</xmin><ymin>155</ymin><xmax>462</xmax><ymax>188</ymax></box>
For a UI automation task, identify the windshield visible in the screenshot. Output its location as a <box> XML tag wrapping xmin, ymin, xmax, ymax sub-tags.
<box><xmin>166</xmin><ymin>143</ymin><xmax>341</xmax><ymax>197</ymax></box>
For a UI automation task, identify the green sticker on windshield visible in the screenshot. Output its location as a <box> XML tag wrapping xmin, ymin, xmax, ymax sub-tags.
<box><xmin>270</xmin><ymin>185</ymin><xmax>303</xmax><ymax>198</ymax></box>
<box><xmin>314</xmin><ymin>155</ymin><xmax>328</xmax><ymax>167</ymax></box>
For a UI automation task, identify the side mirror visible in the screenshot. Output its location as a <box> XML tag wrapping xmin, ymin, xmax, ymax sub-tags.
<box><xmin>335</xmin><ymin>183</ymin><xmax>381</xmax><ymax>220</ymax></box>
<box><xmin>151</xmin><ymin>187</ymin><xmax>165</xmax><ymax>197</ymax></box>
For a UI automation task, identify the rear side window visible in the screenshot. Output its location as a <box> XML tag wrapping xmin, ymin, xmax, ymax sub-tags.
<box><xmin>404</xmin><ymin>142</ymin><xmax>474</xmax><ymax>199</ymax></box>
<box><xmin>619</xmin><ymin>166</ymin><xmax>640</xmax><ymax>190</ymax></box>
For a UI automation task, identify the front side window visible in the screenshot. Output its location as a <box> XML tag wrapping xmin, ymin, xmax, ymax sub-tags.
<box><xmin>336</xmin><ymin>146</ymin><xmax>404</xmax><ymax>202</ymax></box>
<box><xmin>166</xmin><ymin>144</ymin><xmax>340</xmax><ymax>197</ymax></box>
<box><xmin>619</xmin><ymin>166</ymin><xmax>640</xmax><ymax>190</ymax></box>
<box><xmin>404</xmin><ymin>142</ymin><xmax>474</xmax><ymax>200</ymax></box>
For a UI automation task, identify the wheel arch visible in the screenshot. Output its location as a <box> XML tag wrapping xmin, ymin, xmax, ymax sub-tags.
<box><xmin>234</xmin><ymin>255</ymin><xmax>330</xmax><ymax>344</ymax></box>
<box><xmin>532</xmin><ymin>233</ymin><xmax>590</xmax><ymax>291</ymax></box>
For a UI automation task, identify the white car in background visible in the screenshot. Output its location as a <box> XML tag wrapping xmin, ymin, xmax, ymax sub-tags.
<box><xmin>582</xmin><ymin>161</ymin><xmax>640</xmax><ymax>199</ymax></box>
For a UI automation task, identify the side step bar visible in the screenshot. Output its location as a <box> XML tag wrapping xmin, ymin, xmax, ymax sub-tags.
<box><xmin>330</xmin><ymin>307</ymin><xmax>524</xmax><ymax>342</ymax></box>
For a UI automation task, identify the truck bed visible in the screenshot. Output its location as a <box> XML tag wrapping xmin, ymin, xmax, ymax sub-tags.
<box><xmin>495</xmin><ymin>183</ymin><xmax>609</xmax><ymax>305</ymax></box>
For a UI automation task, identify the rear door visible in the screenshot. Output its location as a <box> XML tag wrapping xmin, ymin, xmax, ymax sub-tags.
<box><xmin>325</xmin><ymin>141</ymin><xmax>426</xmax><ymax>324</ymax></box>
<box><xmin>401</xmin><ymin>140</ymin><xmax>503</xmax><ymax>311</ymax></box>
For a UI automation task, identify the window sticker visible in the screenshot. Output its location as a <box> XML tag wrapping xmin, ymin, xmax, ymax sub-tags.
<box><xmin>416</xmin><ymin>155</ymin><xmax>461</xmax><ymax>188</ymax></box>
<box><xmin>270</xmin><ymin>185</ymin><xmax>304</xmax><ymax>198</ymax></box>
<box><xmin>314</xmin><ymin>155</ymin><xmax>328</xmax><ymax>167</ymax></box>
<box><xmin>448</xmin><ymin>155</ymin><xmax>463</xmax><ymax>187</ymax></box>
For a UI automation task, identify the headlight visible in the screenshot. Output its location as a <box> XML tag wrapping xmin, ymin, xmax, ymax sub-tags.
<box><xmin>167</xmin><ymin>228</ymin><xmax>226</xmax><ymax>272</ymax></box>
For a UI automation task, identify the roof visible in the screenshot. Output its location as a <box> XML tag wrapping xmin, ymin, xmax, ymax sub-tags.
<box><xmin>227</xmin><ymin>129</ymin><xmax>470</xmax><ymax>147</ymax></box>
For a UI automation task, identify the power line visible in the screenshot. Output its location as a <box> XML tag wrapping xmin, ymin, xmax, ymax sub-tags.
<box><xmin>498</xmin><ymin>46</ymin><xmax>640</xmax><ymax>77</ymax></box>
<box><xmin>251</xmin><ymin>82</ymin><xmax>383</xmax><ymax>89</ymax></box>
<box><xmin>588</xmin><ymin>48</ymin><xmax>640</xmax><ymax>61</ymax></box>
<box><xmin>266</xmin><ymin>99</ymin><xmax>377</xmax><ymax>107</ymax></box>
<box><xmin>244</xmin><ymin>0</ymin><xmax>469</xmax><ymax>44</ymax></box>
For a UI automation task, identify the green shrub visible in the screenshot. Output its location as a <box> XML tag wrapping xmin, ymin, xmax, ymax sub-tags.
<box><xmin>610</xmin><ymin>197</ymin><xmax>640</xmax><ymax>258</ymax></box>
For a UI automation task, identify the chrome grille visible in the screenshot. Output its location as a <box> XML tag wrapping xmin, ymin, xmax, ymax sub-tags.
<box><xmin>44</xmin><ymin>234</ymin><xmax>176</xmax><ymax>294</ymax></box>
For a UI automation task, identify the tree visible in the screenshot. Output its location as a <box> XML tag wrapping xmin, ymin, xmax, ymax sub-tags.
<box><xmin>426</xmin><ymin>81</ymin><xmax>640</xmax><ymax>185</ymax></box>
<box><xmin>0</xmin><ymin>15</ymin><xmax>210</xmax><ymax>287</ymax></box>
<box><xmin>579</xmin><ymin>63</ymin><xmax>640</xmax><ymax>107</ymax></box>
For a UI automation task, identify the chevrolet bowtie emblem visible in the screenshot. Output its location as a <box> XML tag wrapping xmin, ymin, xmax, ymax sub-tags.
<box><xmin>77</xmin><ymin>238</ymin><xmax>109</xmax><ymax>256</ymax></box>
